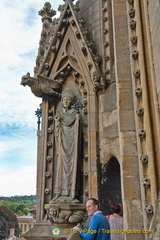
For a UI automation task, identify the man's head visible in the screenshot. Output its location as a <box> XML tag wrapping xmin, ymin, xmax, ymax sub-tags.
<box><xmin>86</xmin><ymin>198</ymin><xmax>100</xmax><ymax>216</ymax></box>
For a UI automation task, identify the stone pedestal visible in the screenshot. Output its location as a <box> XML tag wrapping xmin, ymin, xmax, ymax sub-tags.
<box><xmin>23</xmin><ymin>204</ymin><xmax>86</xmax><ymax>240</ymax></box>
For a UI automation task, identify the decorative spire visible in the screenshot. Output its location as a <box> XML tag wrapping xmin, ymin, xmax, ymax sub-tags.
<box><xmin>38</xmin><ymin>2</ymin><xmax>56</xmax><ymax>21</ymax></box>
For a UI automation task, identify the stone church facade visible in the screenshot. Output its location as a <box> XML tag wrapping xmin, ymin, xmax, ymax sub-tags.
<box><xmin>21</xmin><ymin>0</ymin><xmax>160</xmax><ymax>239</ymax></box>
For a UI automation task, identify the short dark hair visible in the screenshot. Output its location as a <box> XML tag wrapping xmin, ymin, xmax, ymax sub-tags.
<box><xmin>110</xmin><ymin>202</ymin><xmax>122</xmax><ymax>214</ymax></box>
<box><xmin>88</xmin><ymin>198</ymin><xmax>100</xmax><ymax>209</ymax></box>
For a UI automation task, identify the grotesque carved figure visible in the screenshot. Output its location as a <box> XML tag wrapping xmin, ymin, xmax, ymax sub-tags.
<box><xmin>50</xmin><ymin>88</ymin><xmax>82</xmax><ymax>203</ymax></box>
<box><xmin>47</xmin><ymin>207</ymin><xmax>86</xmax><ymax>224</ymax></box>
<box><xmin>47</xmin><ymin>207</ymin><xmax>72</xmax><ymax>223</ymax></box>
<box><xmin>21</xmin><ymin>73</ymin><xmax>62</xmax><ymax>98</ymax></box>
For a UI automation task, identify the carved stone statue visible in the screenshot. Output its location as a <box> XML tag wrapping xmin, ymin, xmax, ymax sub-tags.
<box><xmin>50</xmin><ymin>88</ymin><xmax>81</xmax><ymax>203</ymax></box>
<box><xmin>46</xmin><ymin>207</ymin><xmax>87</xmax><ymax>224</ymax></box>
<box><xmin>21</xmin><ymin>72</ymin><xmax>62</xmax><ymax>98</ymax></box>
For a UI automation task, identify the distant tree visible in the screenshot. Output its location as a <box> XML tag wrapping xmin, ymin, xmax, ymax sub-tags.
<box><xmin>0</xmin><ymin>206</ymin><xmax>21</xmax><ymax>240</ymax></box>
<box><xmin>23</xmin><ymin>207</ymin><xmax>29</xmax><ymax>215</ymax></box>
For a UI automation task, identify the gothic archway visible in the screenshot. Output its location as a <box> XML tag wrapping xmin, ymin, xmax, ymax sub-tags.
<box><xmin>99</xmin><ymin>156</ymin><xmax>122</xmax><ymax>215</ymax></box>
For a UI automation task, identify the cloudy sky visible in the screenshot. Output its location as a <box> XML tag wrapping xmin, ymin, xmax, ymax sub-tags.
<box><xmin>0</xmin><ymin>0</ymin><xmax>64</xmax><ymax>196</ymax></box>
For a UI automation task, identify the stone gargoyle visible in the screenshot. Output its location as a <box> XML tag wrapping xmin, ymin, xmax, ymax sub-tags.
<box><xmin>21</xmin><ymin>72</ymin><xmax>62</xmax><ymax>98</ymax></box>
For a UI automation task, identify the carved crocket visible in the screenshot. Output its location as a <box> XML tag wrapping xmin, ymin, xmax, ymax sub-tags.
<box><xmin>21</xmin><ymin>72</ymin><xmax>62</xmax><ymax>98</ymax></box>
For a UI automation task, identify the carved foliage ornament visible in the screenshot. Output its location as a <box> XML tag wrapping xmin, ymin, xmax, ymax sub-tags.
<box><xmin>145</xmin><ymin>204</ymin><xmax>153</xmax><ymax>214</ymax></box>
<box><xmin>138</xmin><ymin>129</ymin><xmax>146</xmax><ymax>139</ymax></box>
<box><xmin>142</xmin><ymin>178</ymin><xmax>150</xmax><ymax>187</ymax></box>
<box><xmin>135</xmin><ymin>88</ymin><xmax>142</xmax><ymax>97</ymax></box>
<box><xmin>38</xmin><ymin>2</ymin><xmax>56</xmax><ymax>19</ymax></box>
<box><xmin>130</xmin><ymin>20</ymin><xmax>136</xmax><ymax>29</ymax></box>
<box><xmin>133</xmin><ymin>69</ymin><xmax>140</xmax><ymax>78</ymax></box>
<box><xmin>136</xmin><ymin>107</ymin><xmax>144</xmax><ymax>116</ymax></box>
<box><xmin>140</xmin><ymin>155</ymin><xmax>148</xmax><ymax>164</ymax></box>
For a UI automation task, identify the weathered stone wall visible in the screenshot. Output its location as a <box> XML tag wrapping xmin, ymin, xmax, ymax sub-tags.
<box><xmin>148</xmin><ymin>0</ymin><xmax>160</xmax><ymax>105</ymax></box>
<box><xmin>78</xmin><ymin>0</ymin><xmax>103</xmax><ymax>60</ymax></box>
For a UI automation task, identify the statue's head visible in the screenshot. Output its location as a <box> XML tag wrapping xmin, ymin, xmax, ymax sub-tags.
<box><xmin>21</xmin><ymin>72</ymin><xmax>33</xmax><ymax>87</ymax></box>
<box><xmin>61</xmin><ymin>88</ymin><xmax>76</xmax><ymax>109</ymax></box>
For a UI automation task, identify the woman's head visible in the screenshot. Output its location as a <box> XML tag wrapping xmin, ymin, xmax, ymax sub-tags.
<box><xmin>110</xmin><ymin>202</ymin><xmax>122</xmax><ymax>214</ymax></box>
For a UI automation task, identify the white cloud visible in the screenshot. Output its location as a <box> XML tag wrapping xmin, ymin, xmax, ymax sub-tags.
<box><xmin>0</xmin><ymin>166</ymin><xmax>36</xmax><ymax>197</ymax></box>
<box><xmin>0</xmin><ymin>0</ymin><xmax>64</xmax><ymax>196</ymax></box>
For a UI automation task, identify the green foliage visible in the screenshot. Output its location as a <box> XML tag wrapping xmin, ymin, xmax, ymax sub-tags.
<box><xmin>0</xmin><ymin>206</ymin><xmax>21</xmax><ymax>240</ymax></box>
<box><xmin>23</xmin><ymin>207</ymin><xmax>29</xmax><ymax>215</ymax></box>
<box><xmin>0</xmin><ymin>195</ymin><xmax>36</xmax><ymax>215</ymax></box>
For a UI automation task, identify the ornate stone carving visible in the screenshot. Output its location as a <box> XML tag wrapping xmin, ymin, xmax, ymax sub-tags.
<box><xmin>103</xmin><ymin>29</ymin><xmax>108</xmax><ymax>34</ymax></box>
<box><xmin>45</xmin><ymin>188</ymin><xmax>50</xmax><ymax>194</ymax></box>
<box><xmin>92</xmin><ymin>71</ymin><xmax>105</xmax><ymax>91</ymax></box>
<box><xmin>133</xmin><ymin>69</ymin><xmax>140</xmax><ymax>78</ymax></box>
<box><xmin>105</xmin><ymin>69</ymin><xmax>110</xmax><ymax>75</ymax></box>
<box><xmin>130</xmin><ymin>36</ymin><xmax>137</xmax><ymax>44</ymax></box>
<box><xmin>84</xmin><ymin>122</ymin><xmax>88</xmax><ymax>127</ymax></box>
<box><xmin>103</xmin><ymin>7</ymin><xmax>108</xmax><ymax>12</ymax></box>
<box><xmin>38</xmin><ymin>2</ymin><xmax>56</xmax><ymax>20</ymax></box>
<box><xmin>48</xmin><ymin>128</ymin><xmax>53</xmax><ymax>134</ymax></box>
<box><xmin>103</xmin><ymin>17</ymin><xmax>108</xmax><ymax>22</ymax></box>
<box><xmin>46</xmin><ymin>156</ymin><xmax>52</xmax><ymax>162</ymax></box>
<box><xmin>46</xmin><ymin>172</ymin><xmax>52</xmax><ymax>178</ymax></box>
<box><xmin>78</xmin><ymin>18</ymin><xmax>85</xmax><ymax>25</ymax></box>
<box><xmin>21</xmin><ymin>73</ymin><xmax>62</xmax><ymax>98</ymax></box>
<box><xmin>129</xmin><ymin>8</ymin><xmax>135</xmax><ymax>18</ymax></box>
<box><xmin>83</xmin><ymin>99</ymin><xmax>87</xmax><ymax>105</ymax></box>
<box><xmin>145</xmin><ymin>204</ymin><xmax>153</xmax><ymax>214</ymax></box>
<box><xmin>81</xmin><ymin>47</ymin><xmax>87</xmax><ymax>55</ymax></box>
<box><xmin>87</xmin><ymin>62</ymin><xmax>92</xmax><ymax>69</ymax></box>
<box><xmin>46</xmin><ymin>206</ymin><xmax>87</xmax><ymax>224</ymax></box>
<box><xmin>83</xmin><ymin>89</ymin><xmax>87</xmax><ymax>95</ymax></box>
<box><xmin>140</xmin><ymin>155</ymin><xmax>148</xmax><ymax>164</ymax></box>
<box><xmin>83</xmin><ymin>171</ymin><xmax>88</xmax><ymax>177</ymax></box>
<box><xmin>51</xmin><ymin>45</ymin><xmax>56</xmax><ymax>52</ymax></box>
<box><xmin>66</xmin><ymin>9</ymin><xmax>71</xmax><ymax>16</ymax></box>
<box><xmin>73</xmin><ymin>2</ymin><xmax>80</xmax><ymax>12</ymax></box>
<box><xmin>87</xmin><ymin>40</ymin><xmax>95</xmax><ymax>48</ymax></box>
<box><xmin>135</xmin><ymin>87</ymin><xmax>142</xmax><ymax>97</ymax></box>
<box><xmin>71</xmin><ymin>19</ymin><xmax>76</xmax><ymax>25</ymax></box>
<box><xmin>44</xmin><ymin>63</ymin><xmax>50</xmax><ymax>69</ymax></box>
<box><xmin>104</xmin><ymin>55</ymin><xmax>110</xmax><ymax>61</ymax></box>
<box><xmin>74</xmin><ymin>72</ymin><xmax>79</xmax><ymax>78</ymax></box>
<box><xmin>85</xmin><ymin>190</ymin><xmax>88</xmax><ymax>195</ymax></box>
<box><xmin>47</xmin><ymin>141</ymin><xmax>53</xmax><ymax>147</ymax></box>
<box><xmin>136</xmin><ymin>107</ymin><xmax>144</xmax><ymax>116</ymax></box>
<box><xmin>75</xmin><ymin>31</ymin><xmax>81</xmax><ymax>39</ymax></box>
<box><xmin>104</xmin><ymin>42</ymin><xmax>109</xmax><ymax>47</ymax></box>
<box><xmin>57</xmin><ymin>31</ymin><xmax>62</xmax><ymax>38</ymax></box>
<box><xmin>62</xmin><ymin>19</ymin><xmax>68</xmax><ymax>24</ymax></box>
<box><xmin>142</xmin><ymin>178</ymin><xmax>150</xmax><ymax>187</ymax></box>
<box><xmin>82</xmin><ymin>28</ymin><xmax>90</xmax><ymax>36</ymax></box>
<box><xmin>50</xmin><ymin>88</ymin><xmax>82</xmax><ymax>203</ymax></box>
<box><xmin>83</xmin><ymin>109</ymin><xmax>88</xmax><ymax>115</ymax></box>
<box><xmin>138</xmin><ymin>129</ymin><xmax>146</xmax><ymax>139</ymax></box>
<box><xmin>130</xmin><ymin>20</ymin><xmax>136</xmax><ymax>29</ymax></box>
<box><xmin>132</xmin><ymin>50</ymin><xmax>139</xmax><ymax>59</ymax></box>
<box><xmin>48</xmin><ymin>116</ymin><xmax>54</xmax><ymax>121</ymax></box>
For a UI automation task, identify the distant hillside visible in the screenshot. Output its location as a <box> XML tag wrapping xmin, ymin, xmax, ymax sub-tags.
<box><xmin>0</xmin><ymin>195</ymin><xmax>36</xmax><ymax>203</ymax></box>
<box><xmin>0</xmin><ymin>195</ymin><xmax>36</xmax><ymax>215</ymax></box>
